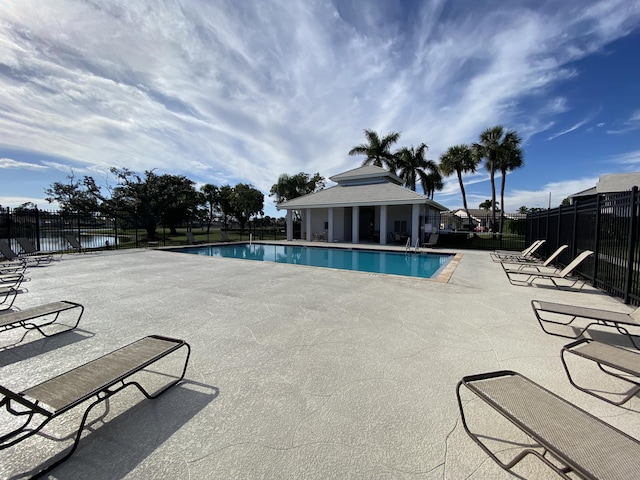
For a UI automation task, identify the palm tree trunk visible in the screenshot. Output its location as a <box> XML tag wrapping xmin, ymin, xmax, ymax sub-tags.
<box><xmin>499</xmin><ymin>170</ymin><xmax>506</xmax><ymax>234</ymax></box>
<box><xmin>490</xmin><ymin>164</ymin><xmax>497</xmax><ymax>234</ymax></box>
<box><xmin>457</xmin><ymin>171</ymin><xmax>473</xmax><ymax>230</ymax></box>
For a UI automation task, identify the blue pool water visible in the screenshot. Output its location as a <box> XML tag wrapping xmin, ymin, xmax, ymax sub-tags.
<box><xmin>171</xmin><ymin>244</ymin><xmax>453</xmax><ymax>279</ymax></box>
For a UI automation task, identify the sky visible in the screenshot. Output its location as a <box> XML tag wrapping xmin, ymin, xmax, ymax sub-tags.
<box><xmin>0</xmin><ymin>0</ymin><xmax>639</xmax><ymax>219</ymax></box>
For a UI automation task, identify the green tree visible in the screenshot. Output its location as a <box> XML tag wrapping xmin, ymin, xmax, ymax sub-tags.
<box><xmin>200</xmin><ymin>184</ymin><xmax>220</xmax><ymax>234</ymax></box>
<box><xmin>439</xmin><ymin>144</ymin><xmax>480</xmax><ymax>227</ymax></box>
<box><xmin>348</xmin><ymin>129</ymin><xmax>401</xmax><ymax>170</ymax></box>
<box><xmin>109</xmin><ymin>168</ymin><xmax>198</xmax><ymax>239</ymax></box>
<box><xmin>394</xmin><ymin>143</ymin><xmax>442</xmax><ymax>197</ymax></box>
<box><xmin>231</xmin><ymin>183</ymin><xmax>264</xmax><ymax>232</ymax></box>
<box><xmin>495</xmin><ymin>130</ymin><xmax>523</xmax><ymax>233</ymax></box>
<box><xmin>517</xmin><ymin>206</ymin><xmax>529</xmax><ymax>214</ymax></box>
<box><xmin>45</xmin><ymin>172</ymin><xmax>106</xmax><ymax>213</ymax></box>
<box><xmin>473</xmin><ymin>125</ymin><xmax>518</xmax><ymax>233</ymax></box>
<box><xmin>269</xmin><ymin>172</ymin><xmax>325</xmax><ymax>203</ymax></box>
<box><xmin>479</xmin><ymin>199</ymin><xmax>499</xmax><ymax>211</ymax></box>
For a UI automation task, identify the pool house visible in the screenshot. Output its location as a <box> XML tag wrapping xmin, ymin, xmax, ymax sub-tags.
<box><xmin>277</xmin><ymin>165</ymin><xmax>447</xmax><ymax>246</ymax></box>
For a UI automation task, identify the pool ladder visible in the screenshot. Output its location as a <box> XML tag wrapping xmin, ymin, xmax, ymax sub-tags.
<box><xmin>405</xmin><ymin>237</ymin><xmax>420</xmax><ymax>253</ymax></box>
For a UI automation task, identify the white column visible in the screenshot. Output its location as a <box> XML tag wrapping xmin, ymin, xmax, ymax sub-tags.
<box><xmin>352</xmin><ymin>206</ymin><xmax>359</xmax><ymax>244</ymax></box>
<box><xmin>328</xmin><ymin>208</ymin><xmax>334</xmax><ymax>243</ymax></box>
<box><xmin>412</xmin><ymin>204</ymin><xmax>420</xmax><ymax>246</ymax></box>
<box><xmin>306</xmin><ymin>208</ymin><xmax>312</xmax><ymax>241</ymax></box>
<box><xmin>286</xmin><ymin>210</ymin><xmax>293</xmax><ymax>241</ymax></box>
<box><xmin>380</xmin><ymin>205</ymin><xmax>387</xmax><ymax>245</ymax></box>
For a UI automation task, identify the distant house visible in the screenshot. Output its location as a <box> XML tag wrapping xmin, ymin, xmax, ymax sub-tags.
<box><xmin>277</xmin><ymin>165</ymin><xmax>448</xmax><ymax>245</ymax></box>
<box><xmin>440</xmin><ymin>208</ymin><xmax>520</xmax><ymax>232</ymax></box>
<box><xmin>570</xmin><ymin>172</ymin><xmax>640</xmax><ymax>204</ymax></box>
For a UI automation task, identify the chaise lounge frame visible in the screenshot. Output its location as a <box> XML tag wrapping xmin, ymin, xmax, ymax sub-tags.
<box><xmin>502</xmin><ymin>250</ymin><xmax>593</xmax><ymax>289</ymax></box>
<box><xmin>0</xmin><ymin>335</ymin><xmax>191</xmax><ymax>477</ymax></box>
<box><xmin>561</xmin><ymin>338</ymin><xmax>640</xmax><ymax>405</ymax></box>
<box><xmin>457</xmin><ymin>370</ymin><xmax>640</xmax><ymax>479</ymax></box>
<box><xmin>531</xmin><ymin>299</ymin><xmax>640</xmax><ymax>349</ymax></box>
<box><xmin>0</xmin><ymin>300</ymin><xmax>84</xmax><ymax>343</ymax></box>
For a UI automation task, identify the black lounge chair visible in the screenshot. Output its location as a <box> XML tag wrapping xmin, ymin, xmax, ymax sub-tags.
<box><xmin>502</xmin><ymin>250</ymin><xmax>593</xmax><ymax>289</ymax></box>
<box><xmin>185</xmin><ymin>231</ymin><xmax>204</xmax><ymax>244</ymax></box>
<box><xmin>0</xmin><ymin>240</ymin><xmax>51</xmax><ymax>266</ymax></box>
<box><xmin>531</xmin><ymin>299</ymin><xmax>640</xmax><ymax>348</ymax></box>
<box><xmin>0</xmin><ymin>260</ymin><xmax>26</xmax><ymax>275</ymax></box>
<box><xmin>64</xmin><ymin>234</ymin><xmax>85</xmax><ymax>253</ymax></box>
<box><xmin>0</xmin><ymin>335</ymin><xmax>190</xmax><ymax>477</ymax></box>
<box><xmin>561</xmin><ymin>339</ymin><xmax>640</xmax><ymax>405</ymax></box>
<box><xmin>16</xmin><ymin>238</ymin><xmax>55</xmax><ymax>264</ymax></box>
<box><xmin>457</xmin><ymin>370</ymin><xmax>640</xmax><ymax>479</ymax></box>
<box><xmin>0</xmin><ymin>300</ymin><xmax>84</xmax><ymax>343</ymax></box>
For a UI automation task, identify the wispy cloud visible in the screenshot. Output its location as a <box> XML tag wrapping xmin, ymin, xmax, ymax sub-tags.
<box><xmin>548</xmin><ymin>116</ymin><xmax>592</xmax><ymax>140</ymax></box>
<box><xmin>606</xmin><ymin>109</ymin><xmax>640</xmax><ymax>134</ymax></box>
<box><xmin>0</xmin><ymin>158</ymin><xmax>47</xmax><ymax>170</ymax></box>
<box><xmin>0</xmin><ymin>0</ymin><xmax>638</xmax><ymax>200</ymax></box>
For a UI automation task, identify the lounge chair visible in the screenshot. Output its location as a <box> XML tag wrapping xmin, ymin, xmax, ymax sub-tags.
<box><xmin>423</xmin><ymin>233</ymin><xmax>439</xmax><ymax>248</ymax></box>
<box><xmin>531</xmin><ymin>299</ymin><xmax>640</xmax><ymax>348</ymax></box>
<box><xmin>499</xmin><ymin>244</ymin><xmax>568</xmax><ymax>270</ymax></box>
<box><xmin>220</xmin><ymin>230</ymin><xmax>230</xmax><ymax>242</ymax></box>
<box><xmin>64</xmin><ymin>234</ymin><xmax>85</xmax><ymax>253</ymax></box>
<box><xmin>502</xmin><ymin>250</ymin><xmax>593</xmax><ymax>289</ymax></box>
<box><xmin>0</xmin><ymin>276</ymin><xmax>24</xmax><ymax>311</ymax></box>
<box><xmin>561</xmin><ymin>338</ymin><xmax>640</xmax><ymax>405</ymax></box>
<box><xmin>185</xmin><ymin>231</ymin><xmax>204</xmax><ymax>245</ymax></box>
<box><xmin>0</xmin><ymin>240</ymin><xmax>51</xmax><ymax>266</ymax></box>
<box><xmin>16</xmin><ymin>238</ymin><xmax>55</xmax><ymax>264</ymax></box>
<box><xmin>0</xmin><ymin>335</ymin><xmax>190</xmax><ymax>477</ymax></box>
<box><xmin>0</xmin><ymin>300</ymin><xmax>84</xmax><ymax>343</ymax></box>
<box><xmin>457</xmin><ymin>370</ymin><xmax>640</xmax><ymax>479</ymax></box>
<box><xmin>0</xmin><ymin>260</ymin><xmax>26</xmax><ymax>275</ymax></box>
<box><xmin>490</xmin><ymin>239</ymin><xmax>544</xmax><ymax>262</ymax></box>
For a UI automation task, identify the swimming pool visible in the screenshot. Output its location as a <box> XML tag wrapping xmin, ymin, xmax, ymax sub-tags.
<box><xmin>171</xmin><ymin>243</ymin><xmax>454</xmax><ymax>279</ymax></box>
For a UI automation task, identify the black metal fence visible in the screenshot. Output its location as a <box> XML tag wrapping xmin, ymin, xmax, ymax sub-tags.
<box><xmin>527</xmin><ymin>187</ymin><xmax>640</xmax><ymax>305</ymax></box>
<box><xmin>0</xmin><ymin>208</ymin><xmax>287</xmax><ymax>253</ymax></box>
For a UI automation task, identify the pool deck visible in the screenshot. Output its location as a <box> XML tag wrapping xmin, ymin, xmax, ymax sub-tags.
<box><xmin>2</xmin><ymin>242</ymin><xmax>640</xmax><ymax>479</ymax></box>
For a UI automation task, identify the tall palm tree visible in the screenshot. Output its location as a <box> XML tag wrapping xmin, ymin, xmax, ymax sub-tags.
<box><xmin>439</xmin><ymin>144</ymin><xmax>479</xmax><ymax>230</ymax></box>
<box><xmin>472</xmin><ymin>125</ymin><xmax>520</xmax><ymax>233</ymax></box>
<box><xmin>395</xmin><ymin>143</ymin><xmax>442</xmax><ymax>197</ymax></box>
<box><xmin>348</xmin><ymin>129</ymin><xmax>401</xmax><ymax>170</ymax></box>
<box><xmin>496</xmin><ymin>131</ymin><xmax>524</xmax><ymax>233</ymax></box>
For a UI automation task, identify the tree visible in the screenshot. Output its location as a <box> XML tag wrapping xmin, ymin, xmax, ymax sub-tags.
<box><xmin>394</xmin><ymin>143</ymin><xmax>442</xmax><ymax>197</ymax></box>
<box><xmin>495</xmin><ymin>130</ymin><xmax>523</xmax><ymax>233</ymax></box>
<box><xmin>348</xmin><ymin>129</ymin><xmax>401</xmax><ymax>170</ymax></box>
<box><xmin>230</xmin><ymin>184</ymin><xmax>264</xmax><ymax>232</ymax></box>
<box><xmin>473</xmin><ymin>125</ymin><xmax>519</xmax><ymax>233</ymax></box>
<box><xmin>517</xmin><ymin>206</ymin><xmax>529</xmax><ymax>214</ymax></box>
<box><xmin>45</xmin><ymin>172</ymin><xmax>106</xmax><ymax>213</ymax></box>
<box><xmin>108</xmin><ymin>168</ymin><xmax>198</xmax><ymax>239</ymax></box>
<box><xmin>479</xmin><ymin>199</ymin><xmax>499</xmax><ymax>211</ymax></box>
<box><xmin>269</xmin><ymin>172</ymin><xmax>325</xmax><ymax>204</ymax></box>
<box><xmin>439</xmin><ymin>144</ymin><xmax>480</xmax><ymax>228</ymax></box>
<box><xmin>200</xmin><ymin>184</ymin><xmax>220</xmax><ymax>234</ymax></box>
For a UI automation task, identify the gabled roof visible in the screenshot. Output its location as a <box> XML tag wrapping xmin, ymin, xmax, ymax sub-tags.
<box><xmin>329</xmin><ymin>165</ymin><xmax>403</xmax><ymax>185</ymax></box>
<box><xmin>278</xmin><ymin>182</ymin><xmax>447</xmax><ymax>210</ymax></box>
<box><xmin>570</xmin><ymin>172</ymin><xmax>640</xmax><ymax>199</ymax></box>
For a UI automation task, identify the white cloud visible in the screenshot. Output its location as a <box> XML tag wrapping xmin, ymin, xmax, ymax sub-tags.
<box><xmin>0</xmin><ymin>158</ymin><xmax>47</xmax><ymax>170</ymax></box>
<box><xmin>0</xmin><ymin>0</ymin><xmax>638</xmax><ymax>206</ymax></box>
<box><xmin>548</xmin><ymin>116</ymin><xmax>591</xmax><ymax>140</ymax></box>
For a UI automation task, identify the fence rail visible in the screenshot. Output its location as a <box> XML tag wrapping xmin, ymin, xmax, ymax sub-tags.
<box><xmin>527</xmin><ymin>187</ymin><xmax>640</xmax><ymax>305</ymax></box>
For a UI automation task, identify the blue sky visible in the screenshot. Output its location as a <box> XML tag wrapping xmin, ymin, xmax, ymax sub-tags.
<box><xmin>0</xmin><ymin>0</ymin><xmax>639</xmax><ymax>218</ymax></box>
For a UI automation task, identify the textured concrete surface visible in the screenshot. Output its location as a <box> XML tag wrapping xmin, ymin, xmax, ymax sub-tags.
<box><xmin>1</xmin><ymin>243</ymin><xmax>639</xmax><ymax>479</ymax></box>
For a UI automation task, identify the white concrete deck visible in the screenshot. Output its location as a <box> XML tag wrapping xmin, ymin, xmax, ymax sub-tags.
<box><xmin>1</xmin><ymin>244</ymin><xmax>639</xmax><ymax>479</ymax></box>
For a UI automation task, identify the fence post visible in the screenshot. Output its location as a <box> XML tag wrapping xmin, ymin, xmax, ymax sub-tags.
<box><xmin>571</xmin><ymin>201</ymin><xmax>578</xmax><ymax>258</ymax></box>
<box><xmin>624</xmin><ymin>187</ymin><xmax>638</xmax><ymax>304</ymax></box>
<box><xmin>592</xmin><ymin>194</ymin><xmax>601</xmax><ymax>284</ymax></box>
<box><xmin>35</xmin><ymin>207</ymin><xmax>42</xmax><ymax>251</ymax></box>
<box><xmin>556</xmin><ymin>205</ymin><xmax>562</xmax><ymax>251</ymax></box>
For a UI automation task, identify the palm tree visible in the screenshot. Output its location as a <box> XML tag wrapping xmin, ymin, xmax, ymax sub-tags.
<box><xmin>472</xmin><ymin>125</ymin><xmax>520</xmax><ymax>233</ymax></box>
<box><xmin>394</xmin><ymin>143</ymin><xmax>442</xmax><ymax>197</ymax></box>
<box><xmin>439</xmin><ymin>144</ymin><xmax>480</xmax><ymax>230</ymax></box>
<box><xmin>496</xmin><ymin>131</ymin><xmax>524</xmax><ymax>232</ymax></box>
<box><xmin>348</xmin><ymin>129</ymin><xmax>401</xmax><ymax>170</ymax></box>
